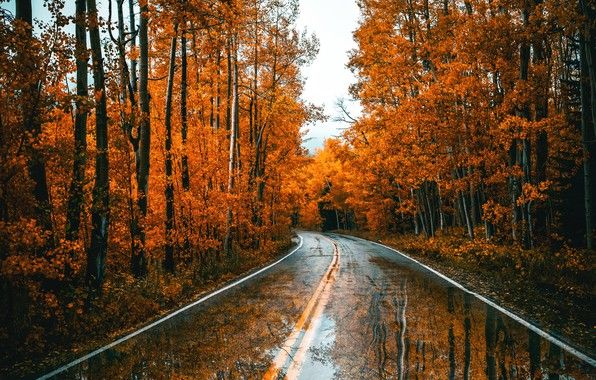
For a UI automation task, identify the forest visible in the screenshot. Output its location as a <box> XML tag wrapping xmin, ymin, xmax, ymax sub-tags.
<box><xmin>0</xmin><ymin>0</ymin><xmax>595</xmax><ymax>377</ymax></box>
<box><xmin>300</xmin><ymin>0</ymin><xmax>595</xmax><ymax>263</ymax></box>
<box><xmin>0</xmin><ymin>0</ymin><xmax>320</xmax><ymax>371</ymax></box>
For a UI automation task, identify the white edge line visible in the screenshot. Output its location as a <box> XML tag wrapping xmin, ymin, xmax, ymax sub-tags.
<box><xmin>36</xmin><ymin>235</ymin><xmax>304</xmax><ymax>380</ymax></box>
<box><xmin>337</xmin><ymin>233</ymin><xmax>596</xmax><ymax>368</ymax></box>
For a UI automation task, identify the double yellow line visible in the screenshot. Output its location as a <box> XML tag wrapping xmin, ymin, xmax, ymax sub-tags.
<box><xmin>263</xmin><ymin>236</ymin><xmax>340</xmax><ymax>380</ymax></box>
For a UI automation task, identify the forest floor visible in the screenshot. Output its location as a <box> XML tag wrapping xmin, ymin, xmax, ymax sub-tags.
<box><xmin>3</xmin><ymin>236</ymin><xmax>295</xmax><ymax>379</ymax></box>
<box><xmin>336</xmin><ymin>229</ymin><xmax>595</xmax><ymax>357</ymax></box>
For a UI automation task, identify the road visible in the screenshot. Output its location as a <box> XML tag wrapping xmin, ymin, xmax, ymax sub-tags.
<box><xmin>39</xmin><ymin>231</ymin><xmax>594</xmax><ymax>379</ymax></box>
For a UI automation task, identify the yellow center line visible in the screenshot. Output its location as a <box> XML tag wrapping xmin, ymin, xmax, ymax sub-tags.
<box><xmin>263</xmin><ymin>237</ymin><xmax>340</xmax><ymax>380</ymax></box>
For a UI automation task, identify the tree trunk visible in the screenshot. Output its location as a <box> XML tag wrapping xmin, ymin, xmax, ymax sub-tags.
<box><xmin>417</xmin><ymin>190</ymin><xmax>430</xmax><ymax>238</ymax></box>
<box><xmin>533</xmin><ymin>2</ymin><xmax>549</xmax><ymax>241</ymax></box>
<box><xmin>224</xmin><ymin>36</ymin><xmax>238</xmax><ymax>257</ymax></box>
<box><xmin>580</xmin><ymin>33</ymin><xmax>594</xmax><ymax>249</ymax></box>
<box><xmin>113</xmin><ymin>0</ymin><xmax>140</xmax><ymax>263</ymax></box>
<box><xmin>180</xmin><ymin>23</ymin><xmax>191</xmax><ymax>253</ymax></box>
<box><xmin>66</xmin><ymin>0</ymin><xmax>88</xmax><ymax>242</ymax></box>
<box><xmin>580</xmin><ymin>0</ymin><xmax>596</xmax><ymax>249</ymax></box>
<box><xmin>461</xmin><ymin>189</ymin><xmax>475</xmax><ymax>240</ymax></box>
<box><xmin>87</xmin><ymin>0</ymin><xmax>110</xmax><ymax>292</ymax></box>
<box><xmin>226</xmin><ymin>39</ymin><xmax>232</xmax><ymax>131</ymax></box>
<box><xmin>424</xmin><ymin>182</ymin><xmax>435</xmax><ymax>237</ymax></box>
<box><xmin>180</xmin><ymin>28</ymin><xmax>190</xmax><ymax>192</ymax></box>
<box><xmin>128</xmin><ymin>0</ymin><xmax>138</xmax><ymax>93</ymax></box>
<box><xmin>411</xmin><ymin>188</ymin><xmax>420</xmax><ymax>235</ymax></box>
<box><xmin>509</xmin><ymin>2</ymin><xmax>531</xmax><ymax>245</ymax></box>
<box><xmin>469</xmin><ymin>182</ymin><xmax>477</xmax><ymax>226</ymax></box>
<box><xmin>215</xmin><ymin>50</ymin><xmax>221</xmax><ymax>130</ymax></box>
<box><xmin>163</xmin><ymin>28</ymin><xmax>178</xmax><ymax>273</ymax></box>
<box><xmin>437</xmin><ymin>181</ymin><xmax>445</xmax><ymax>230</ymax></box>
<box><xmin>580</xmin><ymin>0</ymin><xmax>596</xmax><ymax>137</ymax></box>
<box><xmin>132</xmin><ymin>0</ymin><xmax>150</xmax><ymax>277</ymax></box>
<box><xmin>16</xmin><ymin>0</ymin><xmax>54</xmax><ymax>241</ymax></box>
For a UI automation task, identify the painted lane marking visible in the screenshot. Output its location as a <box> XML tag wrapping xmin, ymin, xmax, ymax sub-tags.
<box><xmin>263</xmin><ymin>236</ymin><xmax>340</xmax><ymax>380</ymax></box>
<box><xmin>37</xmin><ymin>235</ymin><xmax>304</xmax><ymax>380</ymax></box>
<box><xmin>285</xmin><ymin>239</ymin><xmax>340</xmax><ymax>379</ymax></box>
<box><xmin>337</xmin><ymin>233</ymin><xmax>596</xmax><ymax>367</ymax></box>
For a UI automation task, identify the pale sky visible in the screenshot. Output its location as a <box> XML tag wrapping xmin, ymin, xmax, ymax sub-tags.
<box><xmin>296</xmin><ymin>0</ymin><xmax>361</xmax><ymax>153</ymax></box>
<box><xmin>2</xmin><ymin>0</ymin><xmax>361</xmax><ymax>152</ymax></box>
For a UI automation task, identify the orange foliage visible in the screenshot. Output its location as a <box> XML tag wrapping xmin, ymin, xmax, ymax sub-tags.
<box><xmin>294</xmin><ymin>0</ymin><xmax>585</xmax><ymax>247</ymax></box>
<box><xmin>0</xmin><ymin>0</ymin><xmax>318</xmax><ymax>367</ymax></box>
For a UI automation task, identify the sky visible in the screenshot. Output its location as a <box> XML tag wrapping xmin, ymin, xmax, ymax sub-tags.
<box><xmin>295</xmin><ymin>0</ymin><xmax>361</xmax><ymax>153</ymax></box>
<box><xmin>2</xmin><ymin>0</ymin><xmax>362</xmax><ymax>153</ymax></box>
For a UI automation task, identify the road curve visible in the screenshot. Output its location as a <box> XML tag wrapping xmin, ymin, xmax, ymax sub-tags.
<box><xmin>36</xmin><ymin>231</ymin><xmax>594</xmax><ymax>379</ymax></box>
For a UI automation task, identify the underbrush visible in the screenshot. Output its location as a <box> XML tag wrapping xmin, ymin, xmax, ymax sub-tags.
<box><xmin>0</xmin><ymin>235</ymin><xmax>293</xmax><ymax>378</ymax></box>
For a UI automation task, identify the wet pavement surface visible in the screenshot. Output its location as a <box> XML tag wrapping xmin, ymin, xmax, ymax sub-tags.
<box><xmin>42</xmin><ymin>231</ymin><xmax>595</xmax><ymax>379</ymax></box>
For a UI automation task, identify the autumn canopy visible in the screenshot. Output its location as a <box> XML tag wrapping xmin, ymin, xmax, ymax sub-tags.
<box><xmin>0</xmin><ymin>0</ymin><xmax>595</xmax><ymax>373</ymax></box>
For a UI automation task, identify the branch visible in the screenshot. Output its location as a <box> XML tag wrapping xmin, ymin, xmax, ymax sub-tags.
<box><xmin>333</xmin><ymin>98</ymin><xmax>358</xmax><ymax>124</ymax></box>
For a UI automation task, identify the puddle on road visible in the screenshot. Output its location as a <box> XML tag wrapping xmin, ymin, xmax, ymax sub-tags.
<box><xmin>326</xmin><ymin>246</ymin><xmax>595</xmax><ymax>380</ymax></box>
<box><xmin>297</xmin><ymin>314</ymin><xmax>337</xmax><ymax>380</ymax></box>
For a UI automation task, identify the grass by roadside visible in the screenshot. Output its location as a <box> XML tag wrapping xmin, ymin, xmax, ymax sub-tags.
<box><xmin>335</xmin><ymin>229</ymin><xmax>595</xmax><ymax>357</ymax></box>
<box><xmin>1</xmin><ymin>236</ymin><xmax>296</xmax><ymax>379</ymax></box>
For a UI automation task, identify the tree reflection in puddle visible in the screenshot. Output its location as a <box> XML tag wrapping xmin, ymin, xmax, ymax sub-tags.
<box><xmin>297</xmin><ymin>314</ymin><xmax>337</xmax><ymax>380</ymax></box>
<box><xmin>328</xmin><ymin>250</ymin><xmax>594</xmax><ymax>380</ymax></box>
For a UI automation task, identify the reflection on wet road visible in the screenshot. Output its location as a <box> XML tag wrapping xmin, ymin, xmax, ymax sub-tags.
<box><xmin>43</xmin><ymin>231</ymin><xmax>594</xmax><ymax>379</ymax></box>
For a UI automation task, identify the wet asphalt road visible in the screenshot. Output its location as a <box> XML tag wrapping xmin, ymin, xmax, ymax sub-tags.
<box><xmin>42</xmin><ymin>231</ymin><xmax>594</xmax><ymax>379</ymax></box>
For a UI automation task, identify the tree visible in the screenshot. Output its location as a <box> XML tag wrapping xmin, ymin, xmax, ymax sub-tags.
<box><xmin>163</xmin><ymin>24</ymin><xmax>178</xmax><ymax>273</ymax></box>
<box><xmin>579</xmin><ymin>0</ymin><xmax>596</xmax><ymax>249</ymax></box>
<box><xmin>224</xmin><ymin>34</ymin><xmax>238</xmax><ymax>257</ymax></box>
<box><xmin>133</xmin><ymin>0</ymin><xmax>151</xmax><ymax>277</ymax></box>
<box><xmin>86</xmin><ymin>0</ymin><xmax>110</xmax><ymax>291</ymax></box>
<box><xmin>0</xmin><ymin>0</ymin><xmax>319</xmax><ymax>362</ymax></box>
<box><xmin>310</xmin><ymin>0</ymin><xmax>584</xmax><ymax>249</ymax></box>
<box><xmin>66</xmin><ymin>0</ymin><xmax>88</xmax><ymax>242</ymax></box>
<box><xmin>580</xmin><ymin>33</ymin><xmax>594</xmax><ymax>249</ymax></box>
<box><xmin>16</xmin><ymin>0</ymin><xmax>53</xmax><ymax>243</ymax></box>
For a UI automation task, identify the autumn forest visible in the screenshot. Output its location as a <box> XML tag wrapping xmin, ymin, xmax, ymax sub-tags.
<box><xmin>0</xmin><ymin>0</ymin><xmax>595</xmax><ymax>377</ymax></box>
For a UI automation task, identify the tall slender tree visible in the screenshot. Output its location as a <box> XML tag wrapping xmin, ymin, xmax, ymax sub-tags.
<box><xmin>16</xmin><ymin>0</ymin><xmax>53</xmax><ymax>243</ymax></box>
<box><xmin>133</xmin><ymin>0</ymin><xmax>151</xmax><ymax>277</ymax></box>
<box><xmin>180</xmin><ymin>25</ymin><xmax>190</xmax><ymax>192</ymax></box>
<box><xmin>87</xmin><ymin>0</ymin><xmax>110</xmax><ymax>291</ymax></box>
<box><xmin>66</xmin><ymin>0</ymin><xmax>89</xmax><ymax>242</ymax></box>
<box><xmin>224</xmin><ymin>35</ymin><xmax>239</xmax><ymax>257</ymax></box>
<box><xmin>580</xmin><ymin>34</ymin><xmax>594</xmax><ymax>249</ymax></box>
<box><xmin>163</xmin><ymin>26</ymin><xmax>178</xmax><ymax>273</ymax></box>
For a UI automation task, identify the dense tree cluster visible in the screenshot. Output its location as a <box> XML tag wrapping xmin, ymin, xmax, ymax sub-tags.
<box><xmin>0</xmin><ymin>0</ymin><xmax>317</xmax><ymax>356</ymax></box>
<box><xmin>300</xmin><ymin>0</ymin><xmax>596</xmax><ymax>251</ymax></box>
